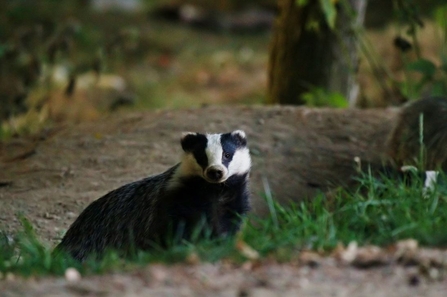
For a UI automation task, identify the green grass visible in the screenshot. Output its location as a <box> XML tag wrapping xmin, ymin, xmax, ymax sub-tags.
<box><xmin>1</xmin><ymin>169</ymin><xmax>447</xmax><ymax>277</ymax></box>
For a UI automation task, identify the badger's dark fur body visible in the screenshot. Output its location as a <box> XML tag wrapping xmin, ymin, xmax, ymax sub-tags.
<box><xmin>387</xmin><ymin>96</ymin><xmax>447</xmax><ymax>171</ymax></box>
<box><xmin>56</xmin><ymin>130</ymin><xmax>251</xmax><ymax>261</ymax></box>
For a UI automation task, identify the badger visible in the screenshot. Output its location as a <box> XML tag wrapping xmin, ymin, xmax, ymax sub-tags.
<box><xmin>387</xmin><ymin>96</ymin><xmax>447</xmax><ymax>171</ymax></box>
<box><xmin>55</xmin><ymin>130</ymin><xmax>251</xmax><ymax>261</ymax></box>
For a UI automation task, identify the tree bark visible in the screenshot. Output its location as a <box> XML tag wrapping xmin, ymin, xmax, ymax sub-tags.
<box><xmin>267</xmin><ymin>0</ymin><xmax>367</xmax><ymax>106</ymax></box>
<box><xmin>332</xmin><ymin>0</ymin><xmax>367</xmax><ymax>106</ymax></box>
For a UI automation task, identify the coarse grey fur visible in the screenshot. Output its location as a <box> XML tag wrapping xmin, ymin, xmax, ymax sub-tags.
<box><xmin>55</xmin><ymin>130</ymin><xmax>251</xmax><ymax>261</ymax></box>
<box><xmin>387</xmin><ymin>96</ymin><xmax>447</xmax><ymax>171</ymax></box>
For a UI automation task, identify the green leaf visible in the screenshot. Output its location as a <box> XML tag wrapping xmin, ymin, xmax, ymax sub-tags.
<box><xmin>431</xmin><ymin>80</ymin><xmax>447</xmax><ymax>97</ymax></box>
<box><xmin>434</xmin><ymin>5</ymin><xmax>447</xmax><ymax>32</ymax></box>
<box><xmin>440</xmin><ymin>54</ymin><xmax>447</xmax><ymax>73</ymax></box>
<box><xmin>319</xmin><ymin>0</ymin><xmax>337</xmax><ymax>30</ymax></box>
<box><xmin>327</xmin><ymin>92</ymin><xmax>349</xmax><ymax>107</ymax></box>
<box><xmin>296</xmin><ymin>0</ymin><xmax>309</xmax><ymax>6</ymax></box>
<box><xmin>406</xmin><ymin>59</ymin><xmax>437</xmax><ymax>77</ymax></box>
<box><xmin>301</xmin><ymin>88</ymin><xmax>348</xmax><ymax>108</ymax></box>
<box><xmin>0</xmin><ymin>47</ymin><xmax>5</xmax><ymax>58</ymax></box>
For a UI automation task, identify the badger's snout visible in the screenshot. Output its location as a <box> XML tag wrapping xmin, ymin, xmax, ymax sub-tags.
<box><xmin>205</xmin><ymin>166</ymin><xmax>227</xmax><ymax>183</ymax></box>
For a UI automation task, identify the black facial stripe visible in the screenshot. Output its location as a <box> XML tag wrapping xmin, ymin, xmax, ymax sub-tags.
<box><xmin>193</xmin><ymin>149</ymin><xmax>208</xmax><ymax>169</ymax></box>
<box><xmin>192</xmin><ymin>137</ymin><xmax>208</xmax><ymax>169</ymax></box>
<box><xmin>220</xmin><ymin>133</ymin><xmax>239</xmax><ymax>168</ymax></box>
<box><xmin>182</xmin><ymin>133</ymin><xmax>208</xmax><ymax>152</ymax></box>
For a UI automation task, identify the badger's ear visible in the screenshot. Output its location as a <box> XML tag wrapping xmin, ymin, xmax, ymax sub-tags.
<box><xmin>231</xmin><ymin>130</ymin><xmax>247</xmax><ymax>146</ymax></box>
<box><xmin>181</xmin><ymin>132</ymin><xmax>207</xmax><ymax>152</ymax></box>
<box><xmin>181</xmin><ymin>132</ymin><xmax>197</xmax><ymax>152</ymax></box>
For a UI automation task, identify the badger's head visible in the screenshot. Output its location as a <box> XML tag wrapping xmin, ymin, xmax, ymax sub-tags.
<box><xmin>179</xmin><ymin>130</ymin><xmax>251</xmax><ymax>183</ymax></box>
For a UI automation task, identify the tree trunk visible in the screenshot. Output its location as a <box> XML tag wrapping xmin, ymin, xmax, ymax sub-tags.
<box><xmin>333</xmin><ymin>0</ymin><xmax>368</xmax><ymax>106</ymax></box>
<box><xmin>267</xmin><ymin>0</ymin><xmax>367</xmax><ymax>106</ymax></box>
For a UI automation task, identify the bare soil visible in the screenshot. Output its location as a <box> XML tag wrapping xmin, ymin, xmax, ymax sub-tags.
<box><xmin>1</xmin><ymin>105</ymin><xmax>446</xmax><ymax>296</ymax></box>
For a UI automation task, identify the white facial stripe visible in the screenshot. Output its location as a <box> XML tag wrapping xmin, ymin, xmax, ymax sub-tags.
<box><xmin>232</xmin><ymin>130</ymin><xmax>246</xmax><ymax>139</ymax></box>
<box><xmin>206</xmin><ymin>134</ymin><xmax>224</xmax><ymax>167</ymax></box>
<box><xmin>171</xmin><ymin>132</ymin><xmax>251</xmax><ymax>188</ymax></box>
<box><xmin>181</xmin><ymin>131</ymin><xmax>197</xmax><ymax>139</ymax></box>
<box><xmin>228</xmin><ymin>147</ymin><xmax>251</xmax><ymax>176</ymax></box>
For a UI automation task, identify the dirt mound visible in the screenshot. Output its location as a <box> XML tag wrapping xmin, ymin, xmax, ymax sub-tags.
<box><xmin>0</xmin><ymin>105</ymin><xmax>397</xmax><ymax>244</ymax></box>
<box><xmin>5</xmin><ymin>105</ymin><xmax>447</xmax><ymax>297</ymax></box>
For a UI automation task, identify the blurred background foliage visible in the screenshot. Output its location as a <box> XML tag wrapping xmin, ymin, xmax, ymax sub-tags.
<box><xmin>0</xmin><ymin>0</ymin><xmax>446</xmax><ymax>138</ymax></box>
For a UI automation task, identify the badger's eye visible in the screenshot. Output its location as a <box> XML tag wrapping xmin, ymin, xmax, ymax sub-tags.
<box><xmin>223</xmin><ymin>152</ymin><xmax>231</xmax><ymax>159</ymax></box>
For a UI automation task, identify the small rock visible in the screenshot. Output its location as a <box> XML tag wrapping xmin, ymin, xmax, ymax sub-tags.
<box><xmin>340</xmin><ymin>241</ymin><xmax>358</xmax><ymax>263</ymax></box>
<box><xmin>65</xmin><ymin>267</ymin><xmax>81</xmax><ymax>282</ymax></box>
<box><xmin>335</xmin><ymin>242</ymin><xmax>389</xmax><ymax>268</ymax></box>
<box><xmin>150</xmin><ymin>265</ymin><xmax>168</xmax><ymax>282</ymax></box>
<box><xmin>395</xmin><ymin>239</ymin><xmax>419</xmax><ymax>265</ymax></box>
<box><xmin>43</xmin><ymin>212</ymin><xmax>60</xmax><ymax>220</ymax></box>
<box><xmin>6</xmin><ymin>272</ymin><xmax>15</xmax><ymax>281</ymax></box>
<box><xmin>427</xmin><ymin>267</ymin><xmax>441</xmax><ymax>280</ymax></box>
<box><xmin>352</xmin><ymin>245</ymin><xmax>389</xmax><ymax>268</ymax></box>
<box><xmin>396</xmin><ymin>239</ymin><xmax>418</xmax><ymax>254</ymax></box>
<box><xmin>185</xmin><ymin>252</ymin><xmax>200</xmax><ymax>265</ymax></box>
<box><xmin>66</xmin><ymin>211</ymin><xmax>77</xmax><ymax>219</ymax></box>
<box><xmin>299</xmin><ymin>251</ymin><xmax>321</xmax><ymax>268</ymax></box>
<box><xmin>241</xmin><ymin>261</ymin><xmax>253</xmax><ymax>271</ymax></box>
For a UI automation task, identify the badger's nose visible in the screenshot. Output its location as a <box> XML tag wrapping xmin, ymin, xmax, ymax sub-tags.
<box><xmin>205</xmin><ymin>167</ymin><xmax>224</xmax><ymax>182</ymax></box>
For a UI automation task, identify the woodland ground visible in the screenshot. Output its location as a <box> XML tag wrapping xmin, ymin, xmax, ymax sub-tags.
<box><xmin>1</xmin><ymin>3</ymin><xmax>446</xmax><ymax>294</ymax></box>
<box><xmin>1</xmin><ymin>105</ymin><xmax>447</xmax><ymax>296</ymax></box>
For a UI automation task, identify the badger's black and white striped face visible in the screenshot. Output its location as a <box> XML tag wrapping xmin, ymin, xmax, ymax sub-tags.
<box><xmin>180</xmin><ymin>130</ymin><xmax>251</xmax><ymax>183</ymax></box>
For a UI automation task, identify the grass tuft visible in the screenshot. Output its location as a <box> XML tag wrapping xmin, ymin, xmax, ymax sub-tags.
<box><xmin>1</xmin><ymin>169</ymin><xmax>447</xmax><ymax>276</ymax></box>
